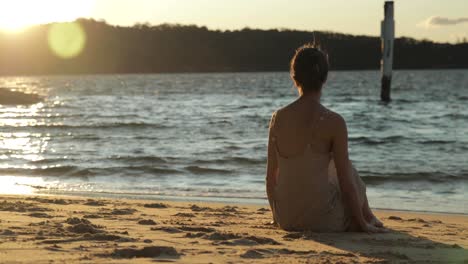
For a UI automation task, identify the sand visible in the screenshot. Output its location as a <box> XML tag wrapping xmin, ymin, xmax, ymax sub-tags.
<box><xmin>0</xmin><ymin>194</ymin><xmax>466</xmax><ymax>263</ymax></box>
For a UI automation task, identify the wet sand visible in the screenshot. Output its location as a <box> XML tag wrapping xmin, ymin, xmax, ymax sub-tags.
<box><xmin>0</xmin><ymin>194</ymin><xmax>466</xmax><ymax>263</ymax></box>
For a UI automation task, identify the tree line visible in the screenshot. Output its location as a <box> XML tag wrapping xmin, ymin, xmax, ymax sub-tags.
<box><xmin>1</xmin><ymin>18</ymin><xmax>467</xmax><ymax>75</ymax></box>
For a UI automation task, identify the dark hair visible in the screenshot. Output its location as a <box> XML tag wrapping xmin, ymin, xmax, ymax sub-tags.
<box><xmin>290</xmin><ymin>44</ymin><xmax>329</xmax><ymax>92</ymax></box>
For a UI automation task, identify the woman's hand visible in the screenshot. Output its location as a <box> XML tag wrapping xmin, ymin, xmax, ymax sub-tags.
<box><xmin>361</xmin><ymin>221</ymin><xmax>388</xmax><ymax>233</ymax></box>
<box><xmin>369</xmin><ymin>215</ymin><xmax>384</xmax><ymax>228</ymax></box>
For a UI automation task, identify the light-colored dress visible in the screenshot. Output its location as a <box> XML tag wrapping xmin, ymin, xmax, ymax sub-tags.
<box><xmin>270</xmin><ymin>109</ymin><xmax>366</xmax><ymax>232</ymax></box>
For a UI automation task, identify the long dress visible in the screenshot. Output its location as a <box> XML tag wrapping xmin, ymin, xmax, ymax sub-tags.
<box><xmin>270</xmin><ymin>111</ymin><xmax>367</xmax><ymax>232</ymax></box>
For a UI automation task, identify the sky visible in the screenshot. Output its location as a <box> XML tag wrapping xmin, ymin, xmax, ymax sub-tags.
<box><xmin>0</xmin><ymin>0</ymin><xmax>467</xmax><ymax>43</ymax></box>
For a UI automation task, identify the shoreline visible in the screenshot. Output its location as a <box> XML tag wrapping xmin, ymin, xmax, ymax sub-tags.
<box><xmin>0</xmin><ymin>194</ymin><xmax>466</xmax><ymax>263</ymax></box>
<box><xmin>20</xmin><ymin>191</ymin><xmax>468</xmax><ymax>216</ymax></box>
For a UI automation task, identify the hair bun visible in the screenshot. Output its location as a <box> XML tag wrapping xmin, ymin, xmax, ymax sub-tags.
<box><xmin>290</xmin><ymin>43</ymin><xmax>329</xmax><ymax>92</ymax></box>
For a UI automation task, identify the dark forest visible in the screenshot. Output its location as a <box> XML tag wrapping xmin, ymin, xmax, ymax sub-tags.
<box><xmin>1</xmin><ymin>19</ymin><xmax>467</xmax><ymax>75</ymax></box>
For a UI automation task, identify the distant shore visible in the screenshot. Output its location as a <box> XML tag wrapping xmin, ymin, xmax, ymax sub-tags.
<box><xmin>0</xmin><ymin>194</ymin><xmax>466</xmax><ymax>263</ymax></box>
<box><xmin>1</xmin><ymin>68</ymin><xmax>468</xmax><ymax>78</ymax></box>
<box><xmin>1</xmin><ymin>19</ymin><xmax>467</xmax><ymax>76</ymax></box>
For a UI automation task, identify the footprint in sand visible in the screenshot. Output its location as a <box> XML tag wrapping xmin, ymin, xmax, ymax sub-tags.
<box><xmin>190</xmin><ymin>204</ymin><xmax>212</xmax><ymax>212</ymax></box>
<box><xmin>83</xmin><ymin>199</ymin><xmax>106</xmax><ymax>206</ymax></box>
<box><xmin>178</xmin><ymin>226</ymin><xmax>216</xmax><ymax>233</ymax></box>
<box><xmin>83</xmin><ymin>214</ymin><xmax>102</xmax><ymax>219</ymax></box>
<box><xmin>0</xmin><ymin>201</ymin><xmax>51</xmax><ymax>213</ymax></box>
<box><xmin>109</xmin><ymin>246</ymin><xmax>180</xmax><ymax>259</ymax></box>
<box><xmin>143</xmin><ymin>203</ymin><xmax>169</xmax><ymax>209</ymax></box>
<box><xmin>240</xmin><ymin>248</ymin><xmax>317</xmax><ymax>259</ymax></box>
<box><xmin>191</xmin><ymin>231</ymin><xmax>281</xmax><ymax>246</ymax></box>
<box><xmin>0</xmin><ymin>229</ymin><xmax>16</xmax><ymax>236</ymax></box>
<box><xmin>407</xmin><ymin>218</ymin><xmax>427</xmax><ymax>223</ymax></box>
<box><xmin>44</xmin><ymin>244</ymin><xmax>65</xmax><ymax>252</ymax></box>
<box><xmin>241</xmin><ymin>249</ymin><xmax>266</xmax><ymax>258</ymax></box>
<box><xmin>107</xmin><ymin>208</ymin><xmax>137</xmax><ymax>215</ymax></box>
<box><xmin>220</xmin><ymin>206</ymin><xmax>239</xmax><ymax>213</ymax></box>
<box><xmin>26</xmin><ymin>197</ymin><xmax>70</xmax><ymax>205</ymax></box>
<box><xmin>28</xmin><ymin>212</ymin><xmax>53</xmax><ymax>218</ymax></box>
<box><xmin>151</xmin><ymin>227</ymin><xmax>183</xmax><ymax>234</ymax></box>
<box><xmin>138</xmin><ymin>219</ymin><xmax>157</xmax><ymax>225</ymax></box>
<box><xmin>173</xmin><ymin>213</ymin><xmax>196</xmax><ymax>218</ymax></box>
<box><xmin>66</xmin><ymin>218</ymin><xmax>103</xmax><ymax>234</ymax></box>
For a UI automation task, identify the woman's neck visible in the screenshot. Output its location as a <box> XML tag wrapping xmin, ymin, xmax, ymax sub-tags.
<box><xmin>300</xmin><ymin>90</ymin><xmax>321</xmax><ymax>103</ymax></box>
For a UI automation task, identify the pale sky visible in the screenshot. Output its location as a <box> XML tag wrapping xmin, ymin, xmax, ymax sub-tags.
<box><xmin>1</xmin><ymin>0</ymin><xmax>467</xmax><ymax>43</ymax></box>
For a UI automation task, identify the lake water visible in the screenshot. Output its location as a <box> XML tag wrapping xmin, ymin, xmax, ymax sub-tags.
<box><xmin>0</xmin><ymin>70</ymin><xmax>466</xmax><ymax>214</ymax></box>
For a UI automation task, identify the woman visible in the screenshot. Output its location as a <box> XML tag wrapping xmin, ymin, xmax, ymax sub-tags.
<box><xmin>266</xmin><ymin>44</ymin><xmax>386</xmax><ymax>233</ymax></box>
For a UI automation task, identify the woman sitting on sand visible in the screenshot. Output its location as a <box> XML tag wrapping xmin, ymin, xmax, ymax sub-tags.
<box><xmin>266</xmin><ymin>44</ymin><xmax>387</xmax><ymax>233</ymax></box>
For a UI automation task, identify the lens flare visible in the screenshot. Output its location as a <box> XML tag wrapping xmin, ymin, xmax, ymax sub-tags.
<box><xmin>48</xmin><ymin>22</ymin><xmax>86</xmax><ymax>59</ymax></box>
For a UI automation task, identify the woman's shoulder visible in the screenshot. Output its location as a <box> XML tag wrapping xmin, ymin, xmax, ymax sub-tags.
<box><xmin>271</xmin><ymin>103</ymin><xmax>347</xmax><ymax>128</ymax></box>
<box><xmin>269</xmin><ymin>103</ymin><xmax>292</xmax><ymax>131</ymax></box>
<box><xmin>273</xmin><ymin>99</ymin><xmax>300</xmax><ymax>117</ymax></box>
<box><xmin>269</xmin><ymin>107</ymin><xmax>283</xmax><ymax>129</ymax></box>
<box><xmin>318</xmin><ymin>105</ymin><xmax>346</xmax><ymax>126</ymax></box>
<box><xmin>271</xmin><ymin>100</ymin><xmax>293</xmax><ymax>119</ymax></box>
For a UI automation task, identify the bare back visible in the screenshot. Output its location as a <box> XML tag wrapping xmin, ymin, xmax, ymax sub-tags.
<box><xmin>272</xmin><ymin>97</ymin><xmax>337</xmax><ymax>157</ymax></box>
<box><xmin>268</xmin><ymin>97</ymin><xmax>356</xmax><ymax>231</ymax></box>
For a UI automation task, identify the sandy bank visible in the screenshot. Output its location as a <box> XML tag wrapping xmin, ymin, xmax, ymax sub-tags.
<box><xmin>0</xmin><ymin>194</ymin><xmax>466</xmax><ymax>263</ymax></box>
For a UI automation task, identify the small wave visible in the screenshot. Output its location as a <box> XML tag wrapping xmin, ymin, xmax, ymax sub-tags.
<box><xmin>416</xmin><ymin>139</ymin><xmax>455</xmax><ymax>145</ymax></box>
<box><xmin>194</xmin><ymin>156</ymin><xmax>264</xmax><ymax>166</ymax></box>
<box><xmin>350</xmin><ymin>135</ymin><xmax>405</xmax><ymax>145</ymax></box>
<box><xmin>30</xmin><ymin>158</ymin><xmax>78</xmax><ymax>165</ymax></box>
<box><xmin>231</xmin><ymin>156</ymin><xmax>265</xmax><ymax>165</ymax></box>
<box><xmin>434</xmin><ymin>112</ymin><xmax>468</xmax><ymax>120</ymax></box>
<box><xmin>0</xmin><ymin>166</ymin><xmax>92</xmax><ymax>177</ymax></box>
<box><xmin>72</xmin><ymin>135</ymin><xmax>102</xmax><ymax>141</ymax></box>
<box><xmin>210</xmin><ymin>136</ymin><xmax>228</xmax><ymax>140</ymax></box>
<box><xmin>0</xmin><ymin>165</ymin><xmax>181</xmax><ymax>178</ymax></box>
<box><xmin>1</xmin><ymin>122</ymin><xmax>170</xmax><ymax>129</ymax></box>
<box><xmin>208</xmin><ymin>120</ymin><xmax>233</xmax><ymax>125</ymax></box>
<box><xmin>349</xmin><ymin>137</ymin><xmax>383</xmax><ymax>145</ymax></box>
<box><xmin>19</xmin><ymin>156</ymin><xmax>170</xmax><ymax>167</ymax></box>
<box><xmin>134</xmin><ymin>166</ymin><xmax>180</xmax><ymax>175</ymax></box>
<box><xmin>360</xmin><ymin>171</ymin><xmax>467</xmax><ymax>185</ymax></box>
<box><xmin>380</xmin><ymin>135</ymin><xmax>406</xmax><ymax>141</ymax></box>
<box><xmin>185</xmin><ymin>166</ymin><xmax>232</xmax><ymax>175</ymax></box>
<box><xmin>224</xmin><ymin>145</ymin><xmax>242</xmax><ymax>151</ymax></box>
<box><xmin>108</xmin><ymin>155</ymin><xmax>167</xmax><ymax>164</ymax></box>
<box><xmin>392</xmin><ymin>98</ymin><xmax>418</xmax><ymax>103</ymax></box>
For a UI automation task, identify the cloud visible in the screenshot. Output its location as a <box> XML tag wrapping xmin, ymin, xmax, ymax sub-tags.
<box><xmin>421</xmin><ymin>16</ymin><xmax>468</xmax><ymax>27</ymax></box>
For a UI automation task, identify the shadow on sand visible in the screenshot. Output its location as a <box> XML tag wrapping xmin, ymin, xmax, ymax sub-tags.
<box><xmin>282</xmin><ymin>227</ymin><xmax>467</xmax><ymax>263</ymax></box>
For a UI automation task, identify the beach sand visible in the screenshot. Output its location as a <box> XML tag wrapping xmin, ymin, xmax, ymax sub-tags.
<box><xmin>0</xmin><ymin>195</ymin><xmax>466</xmax><ymax>263</ymax></box>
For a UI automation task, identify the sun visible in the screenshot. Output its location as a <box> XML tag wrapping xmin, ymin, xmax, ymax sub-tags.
<box><xmin>0</xmin><ymin>0</ymin><xmax>94</xmax><ymax>32</ymax></box>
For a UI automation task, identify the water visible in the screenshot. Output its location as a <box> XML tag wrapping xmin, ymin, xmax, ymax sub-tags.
<box><xmin>0</xmin><ymin>70</ymin><xmax>467</xmax><ymax>214</ymax></box>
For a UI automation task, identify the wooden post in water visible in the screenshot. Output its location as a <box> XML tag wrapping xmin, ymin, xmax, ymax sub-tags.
<box><xmin>380</xmin><ymin>1</ymin><xmax>394</xmax><ymax>102</ymax></box>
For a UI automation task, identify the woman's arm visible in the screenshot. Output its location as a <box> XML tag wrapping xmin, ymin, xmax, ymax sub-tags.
<box><xmin>266</xmin><ymin>112</ymin><xmax>279</xmax><ymax>214</ymax></box>
<box><xmin>331</xmin><ymin>114</ymin><xmax>368</xmax><ymax>231</ymax></box>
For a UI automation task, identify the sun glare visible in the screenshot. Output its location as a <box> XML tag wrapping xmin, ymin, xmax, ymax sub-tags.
<box><xmin>0</xmin><ymin>0</ymin><xmax>94</xmax><ymax>32</ymax></box>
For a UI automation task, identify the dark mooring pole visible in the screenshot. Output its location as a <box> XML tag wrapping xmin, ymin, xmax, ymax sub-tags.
<box><xmin>381</xmin><ymin>1</ymin><xmax>394</xmax><ymax>102</ymax></box>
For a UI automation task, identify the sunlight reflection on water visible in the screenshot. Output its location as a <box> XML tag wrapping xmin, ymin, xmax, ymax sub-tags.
<box><xmin>0</xmin><ymin>176</ymin><xmax>46</xmax><ymax>195</ymax></box>
<box><xmin>0</xmin><ymin>103</ymin><xmax>50</xmax><ymax>195</ymax></box>
<box><xmin>0</xmin><ymin>71</ymin><xmax>466</xmax><ymax>213</ymax></box>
